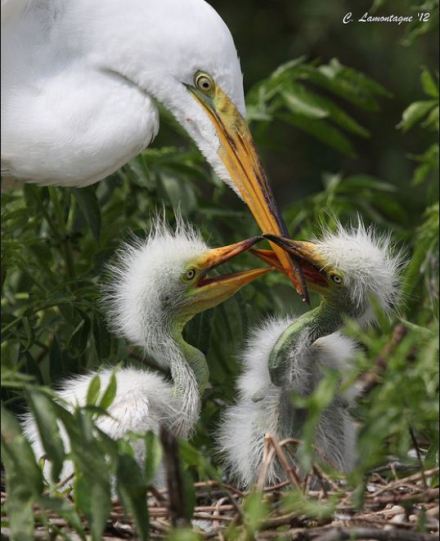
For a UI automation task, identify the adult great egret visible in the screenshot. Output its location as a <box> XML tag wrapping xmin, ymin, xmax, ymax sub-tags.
<box><xmin>218</xmin><ymin>224</ymin><xmax>402</xmax><ymax>487</ymax></box>
<box><xmin>23</xmin><ymin>219</ymin><xmax>272</xmax><ymax>484</ymax></box>
<box><xmin>1</xmin><ymin>0</ymin><xmax>304</xmax><ymax>295</ymax></box>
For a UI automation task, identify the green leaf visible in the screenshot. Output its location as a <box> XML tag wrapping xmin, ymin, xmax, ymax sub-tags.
<box><xmin>144</xmin><ymin>431</ymin><xmax>163</xmax><ymax>484</ymax></box>
<box><xmin>341</xmin><ymin>175</ymin><xmax>397</xmax><ymax>193</ymax></box>
<box><xmin>69</xmin><ymin>314</ymin><xmax>92</xmax><ymax>356</ymax></box>
<box><xmin>281</xmin><ymin>88</ymin><xmax>328</xmax><ymax>119</ymax></box>
<box><xmin>422</xmin><ymin>105</ymin><xmax>439</xmax><ymax>131</ymax></box>
<box><xmin>86</xmin><ymin>374</ymin><xmax>102</xmax><ymax>406</ymax></box>
<box><xmin>89</xmin><ymin>481</ymin><xmax>113</xmax><ymax>541</ymax></box>
<box><xmin>27</xmin><ymin>390</ymin><xmax>66</xmax><ymax>483</ymax></box>
<box><xmin>278</xmin><ymin>112</ymin><xmax>356</xmax><ymax>157</ymax></box>
<box><xmin>40</xmin><ymin>495</ymin><xmax>85</xmax><ymax>538</ymax></box>
<box><xmin>116</xmin><ymin>451</ymin><xmax>149</xmax><ymax>541</ymax></box>
<box><xmin>298</xmin><ymin>90</ymin><xmax>370</xmax><ymax>138</ymax></box>
<box><xmin>73</xmin><ymin>186</ymin><xmax>101</xmax><ymax>242</ymax></box>
<box><xmin>1</xmin><ymin>405</ymin><xmax>44</xmax><ymax>540</ymax></box>
<box><xmin>421</xmin><ymin>68</ymin><xmax>439</xmax><ymax>98</ymax></box>
<box><xmin>72</xmin><ymin>438</ymin><xmax>112</xmax><ymax>541</ymax></box>
<box><xmin>98</xmin><ymin>370</ymin><xmax>117</xmax><ymax>410</ymax></box>
<box><xmin>166</xmin><ymin>529</ymin><xmax>201</xmax><ymax>541</ymax></box>
<box><xmin>243</xmin><ymin>490</ymin><xmax>269</xmax><ymax>533</ymax></box>
<box><xmin>296</xmin><ymin>62</ymin><xmax>386</xmax><ymax>111</ymax></box>
<box><xmin>397</xmin><ymin>100</ymin><xmax>437</xmax><ymax>132</ymax></box>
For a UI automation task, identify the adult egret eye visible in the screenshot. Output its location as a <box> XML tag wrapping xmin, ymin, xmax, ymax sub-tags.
<box><xmin>184</xmin><ymin>268</ymin><xmax>197</xmax><ymax>281</ymax></box>
<box><xmin>331</xmin><ymin>274</ymin><xmax>342</xmax><ymax>284</ymax></box>
<box><xmin>194</xmin><ymin>72</ymin><xmax>214</xmax><ymax>93</ymax></box>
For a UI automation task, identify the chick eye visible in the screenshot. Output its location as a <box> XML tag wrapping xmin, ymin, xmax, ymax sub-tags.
<box><xmin>194</xmin><ymin>71</ymin><xmax>214</xmax><ymax>93</ymax></box>
<box><xmin>184</xmin><ymin>268</ymin><xmax>197</xmax><ymax>281</ymax></box>
<box><xmin>330</xmin><ymin>274</ymin><xmax>343</xmax><ymax>284</ymax></box>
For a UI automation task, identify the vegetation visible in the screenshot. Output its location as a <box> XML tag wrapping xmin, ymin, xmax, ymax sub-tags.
<box><xmin>1</xmin><ymin>1</ymin><xmax>438</xmax><ymax>539</ymax></box>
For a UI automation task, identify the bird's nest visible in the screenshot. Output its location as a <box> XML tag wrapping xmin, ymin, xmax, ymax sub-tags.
<box><xmin>1</xmin><ymin>461</ymin><xmax>438</xmax><ymax>540</ymax></box>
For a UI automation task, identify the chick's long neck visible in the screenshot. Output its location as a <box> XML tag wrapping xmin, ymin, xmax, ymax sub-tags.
<box><xmin>161</xmin><ymin>330</ymin><xmax>209</xmax><ymax>437</ymax></box>
<box><xmin>269</xmin><ymin>300</ymin><xmax>344</xmax><ymax>386</ymax></box>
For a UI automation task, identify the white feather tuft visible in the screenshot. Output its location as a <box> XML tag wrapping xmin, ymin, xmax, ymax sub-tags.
<box><xmin>101</xmin><ymin>216</ymin><xmax>207</xmax><ymax>364</ymax></box>
<box><xmin>315</xmin><ymin>220</ymin><xmax>404</xmax><ymax>316</ymax></box>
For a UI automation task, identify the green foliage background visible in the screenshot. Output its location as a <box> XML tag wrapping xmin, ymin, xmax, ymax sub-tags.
<box><xmin>1</xmin><ymin>1</ymin><xmax>438</xmax><ymax>539</ymax></box>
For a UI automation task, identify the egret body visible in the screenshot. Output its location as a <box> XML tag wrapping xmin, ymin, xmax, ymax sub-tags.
<box><xmin>23</xmin><ymin>220</ymin><xmax>271</xmax><ymax>483</ymax></box>
<box><xmin>219</xmin><ymin>224</ymin><xmax>402</xmax><ymax>487</ymax></box>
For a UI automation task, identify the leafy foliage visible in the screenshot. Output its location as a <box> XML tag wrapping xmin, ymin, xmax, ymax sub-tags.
<box><xmin>1</xmin><ymin>8</ymin><xmax>438</xmax><ymax>540</ymax></box>
<box><xmin>247</xmin><ymin>57</ymin><xmax>390</xmax><ymax>157</ymax></box>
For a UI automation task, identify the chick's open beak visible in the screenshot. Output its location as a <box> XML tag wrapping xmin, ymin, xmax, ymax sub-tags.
<box><xmin>185</xmin><ymin>237</ymin><xmax>272</xmax><ymax>315</ymax></box>
<box><xmin>187</xmin><ymin>78</ymin><xmax>308</xmax><ymax>301</ymax></box>
<box><xmin>258</xmin><ymin>235</ymin><xmax>329</xmax><ymax>290</ymax></box>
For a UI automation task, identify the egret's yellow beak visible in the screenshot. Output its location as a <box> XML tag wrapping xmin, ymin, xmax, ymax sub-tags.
<box><xmin>182</xmin><ymin>237</ymin><xmax>272</xmax><ymax>316</ymax></box>
<box><xmin>260</xmin><ymin>235</ymin><xmax>329</xmax><ymax>294</ymax></box>
<box><xmin>186</xmin><ymin>72</ymin><xmax>308</xmax><ymax>302</ymax></box>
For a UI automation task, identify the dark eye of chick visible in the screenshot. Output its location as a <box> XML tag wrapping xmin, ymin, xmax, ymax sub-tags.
<box><xmin>185</xmin><ymin>268</ymin><xmax>196</xmax><ymax>281</ymax></box>
<box><xmin>331</xmin><ymin>274</ymin><xmax>342</xmax><ymax>284</ymax></box>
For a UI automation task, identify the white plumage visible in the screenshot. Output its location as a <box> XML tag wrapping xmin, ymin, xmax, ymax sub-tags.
<box><xmin>23</xmin><ymin>367</ymin><xmax>176</xmax><ymax>485</ymax></box>
<box><xmin>218</xmin><ymin>320</ymin><xmax>358</xmax><ymax>487</ymax></box>
<box><xmin>22</xmin><ymin>219</ymin><xmax>268</xmax><ymax>484</ymax></box>
<box><xmin>218</xmin><ymin>224</ymin><xmax>403</xmax><ymax>487</ymax></box>
<box><xmin>2</xmin><ymin>0</ymin><xmax>301</xmax><ymax>290</ymax></box>
<box><xmin>1</xmin><ymin>0</ymin><xmax>243</xmax><ymax>187</ymax></box>
<box><xmin>103</xmin><ymin>220</ymin><xmax>207</xmax><ymax>356</ymax></box>
<box><xmin>314</xmin><ymin>222</ymin><xmax>401</xmax><ymax>318</ymax></box>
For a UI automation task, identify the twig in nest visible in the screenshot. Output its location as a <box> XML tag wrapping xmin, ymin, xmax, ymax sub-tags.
<box><xmin>269</xmin><ymin>435</ymin><xmax>302</xmax><ymax>489</ymax></box>
<box><xmin>256</xmin><ymin>434</ymin><xmax>277</xmax><ymax>491</ymax></box>
<box><xmin>369</xmin><ymin>488</ymin><xmax>439</xmax><ymax>506</ymax></box>
<box><xmin>371</xmin><ymin>468</ymin><xmax>438</xmax><ymax>497</ymax></box>
<box><xmin>148</xmin><ymin>484</ymin><xmax>168</xmax><ymax>504</ymax></box>
<box><xmin>313</xmin><ymin>526</ymin><xmax>438</xmax><ymax>541</ymax></box>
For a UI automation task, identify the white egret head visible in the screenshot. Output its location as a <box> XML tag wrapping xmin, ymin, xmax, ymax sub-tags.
<box><xmin>261</xmin><ymin>222</ymin><xmax>403</xmax><ymax>321</ymax></box>
<box><xmin>103</xmin><ymin>219</ymin><xmax>271</xmax><ymax>359</ymax></box>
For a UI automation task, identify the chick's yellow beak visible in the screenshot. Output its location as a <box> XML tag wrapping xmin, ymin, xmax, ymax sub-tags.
<box><xmin>183</xmin><ymin>237</ymin><xmax>272</xmax><ymax>315</ymax></box>
<box><xmin>187</xmin><ymin>72</ymin><xmax>308</xmax><ymax>302</ymax></box>
<box><xmin>256</xmin><ymin>236</ymin><xmax>329</xmax><ymax>293</ymax></box>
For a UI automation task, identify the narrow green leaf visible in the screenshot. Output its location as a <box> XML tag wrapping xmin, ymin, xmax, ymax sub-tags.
<box><xmin>278</xmin><ymin>112</ymin><xmax>356</xmax><ymax>157</ymax></box>
<box><xmin>166</xmin><ymin>529</ymin><xmax>201</xmax><ymax>541</ymax></box>
<box><xmin>116</xmin><ymin>452</ymin><xmax>149</xmax><ymax>541</ymax></box>
<box><xmin>422</xmin><ymin>105</ymin><xmax>439</xmax><ymax>131</ymax></box>
<box><xmin>27</xmin><ymin>390</ymin><xmax>65</xmax><ymax>483</ymax></box>
<box><xmin>1</xmin><ymin>405</ymin><xmax>43</xmax><ymax>496</ymax></box>
<box><xmin>40</xmin><ymin>495</ymin><xmax>86</xmax><ymax>538</ymax></box>
<box><xmin>281</xmin><ymin>88</ymin><xmax>328</xmax><ymax>119</ymax></box>
<box><xmin>98</xmin><ymin>370</ymin><xmax>117</xmax><ymax>410</ymax></box>
<box><xmin>421</xmin><ymin>68</ymin><xmax>439</xmax><ymax>98</ymax></box>
<box><xmin>243</xmin><ymin>490</ymin><xmax>269</xmax><ymax>533</ymax></box>
<box><xmin>397</xmin><ymin>100</ymin><xmax>437</xmax><ymax>132</ymax></box>
<box><xmin>1</xmin><ymin>406</ymin><xmax>43</xmax><ymax>540</ymax></box>
<box><xmin>90</xmin><ymin>481</ymin><xmax>112</xmax><ymax>541</ymax></box>
<box><xmin>86</xmin><ymin>374</ymin><xmax>101</xmax><ymax>406</ymax></box>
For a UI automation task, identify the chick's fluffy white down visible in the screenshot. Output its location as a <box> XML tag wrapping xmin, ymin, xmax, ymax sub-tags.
<box><xmin>218</xmin><ymin>317</ymin><xmax>358</xmax><ymax>487</ymax></box>
<box><xmin>23</xmin><ymin>368</ymin><xmax>178</xmax><ymax>484</ymax></box>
